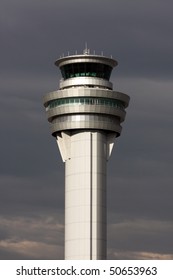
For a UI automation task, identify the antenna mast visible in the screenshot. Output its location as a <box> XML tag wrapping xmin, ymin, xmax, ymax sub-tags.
<box><xmin>83</xmin><ymin>42</ymin><xmax>90</xmax><ymax>55</ymax></box>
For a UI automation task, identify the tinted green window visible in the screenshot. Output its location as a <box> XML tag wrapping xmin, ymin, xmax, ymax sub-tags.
<box><xmin>48</xmin><ymin>97</ymin><xmax>125</xmax><ymax>111</ymax></box>
<box><xmin>60</xmin><ymin>63</ymin><xmax>112</xmax><ymax>80</ymax></box>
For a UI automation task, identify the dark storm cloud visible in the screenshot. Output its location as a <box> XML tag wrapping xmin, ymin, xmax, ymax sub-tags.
<box><xmin>0</xmin><ymin>175</ymin><xmax>64</xmax><ymax>216</ymax></box>
<box><xmin>107</xmin><ymin>219</ymin><xmax>173</xmax><ymax>259</ymax></box>
<box><xmin>0</xmin><ymin>213</ymin><xmax>64</xmax><ymax>259</ymax></box>
<box><xmin>107</xmin><ymin>79</ymin><xmax>173</xmax><ymax>221</ymax></box>
<box><xmin>1</xmin><ymin>0</ymin><xmax>173</xmax><ymax>79</ymax></box>
<box><xmin>0</xmin><ymin>0</ymin><xmax>173</xmax><ymax>259</ymax></box>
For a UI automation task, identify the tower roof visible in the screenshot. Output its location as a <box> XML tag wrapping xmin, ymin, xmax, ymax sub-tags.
<box><xmin>55</xmin><ymin>53</ymin><xmax>118</xmax><ymax>68</ymax></box>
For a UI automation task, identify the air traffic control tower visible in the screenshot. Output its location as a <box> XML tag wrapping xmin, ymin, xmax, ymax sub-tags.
<box><xmin>43</xmin><ymin>48</ymin><xmax>130</xmax><ymax>260</ymax></box>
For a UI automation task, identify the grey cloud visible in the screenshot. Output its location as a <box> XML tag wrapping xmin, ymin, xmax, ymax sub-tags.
<box><xmin>1</xmin><ymin>0</ymin><xmax>173</xmax><ymax>79</ymax></box>
<box><xmin>107</xmin><ymin>219</ymin><xmax>173</xmax><ymax>259</ymax></box>
<box><xmin>0</xmin><ymin>175</ymin><xmax>64</xmax><ymax>217</ymax></box>
<box><xmin>108</xmin><ymin>250</ymin><xmax>173</xmax><ymax>260</ymax></box>
<box><xmin>0</xmin><ymin>0</ymin><xmax>172</xmax><ymax>259</ymax></box>
<box><xmin>0</xmin><ymin>215</ymin><xmax>64</xmax><ymax>259</ymax></box>
<box><xmin>0</xmin><ymin>240</ymin><xmax>64</xmax><ymax>260</ymax></box>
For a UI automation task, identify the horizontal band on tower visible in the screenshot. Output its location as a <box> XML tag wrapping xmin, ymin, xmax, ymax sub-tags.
<box><xmin>47</xmin><ymin>97</ymin><xmax>125</xmax><ymax>111</ymax></box>
<box><xmin>43</xmin><ymin>88</ymin><xmax>130</xmax><ymax>108</ymax></box>
<box><xmin>51</xmin><ymin>114</ymin><xmax>122</xmax><ymax>136</ymax></box>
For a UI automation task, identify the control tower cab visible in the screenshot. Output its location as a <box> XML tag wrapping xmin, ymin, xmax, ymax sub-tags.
<box><xmin>43</xmin><ymin>50</ymin><xmax>129</xmax><ymax>139</ymax></box>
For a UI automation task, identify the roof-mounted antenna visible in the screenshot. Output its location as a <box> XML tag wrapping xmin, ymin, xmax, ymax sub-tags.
<box><xmin>83</xmin><ymin>42</ymin><xmax>90</xmax><ymax>55</ymax></box>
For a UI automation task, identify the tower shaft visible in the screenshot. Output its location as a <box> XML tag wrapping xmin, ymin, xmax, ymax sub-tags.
<box><xmin>57</xmin><ymin>130</ymin><xmax>115</xmax><ymax>259</ymax></box>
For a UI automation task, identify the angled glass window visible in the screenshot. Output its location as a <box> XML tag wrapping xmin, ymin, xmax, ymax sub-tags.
<box><xmin>60</xmin><ymin>63</ymin><xmax>112</xmax><ymax>80</ymax></box>
<box><xmin>48</xmin><ymin>97</ymin><xmax>125</xmax><ymax>111</ymax></box>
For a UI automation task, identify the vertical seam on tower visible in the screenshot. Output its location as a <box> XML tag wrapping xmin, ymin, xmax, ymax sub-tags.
<box><xmin>90</xmin><ymin>132</ymin><xmax>93</xmax><ymax>260</ymax></box>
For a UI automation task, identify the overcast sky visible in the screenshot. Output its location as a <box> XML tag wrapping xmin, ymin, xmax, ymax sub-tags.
<box><xmin>0</xmin><ymin>0</ymin><xmax>173</xmax><ymax>260</ymax></box>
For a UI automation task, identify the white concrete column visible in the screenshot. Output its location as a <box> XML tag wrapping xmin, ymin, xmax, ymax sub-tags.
<box><xmin>56</xmin><ymin>131</ymin><xmax>115</xmax><ymax>259</ymax></box>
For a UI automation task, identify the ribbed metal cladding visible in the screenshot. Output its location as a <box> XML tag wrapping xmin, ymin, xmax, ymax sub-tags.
<box><xmin>43</xmin><ymin>88</ymin><xmax>129</xmax><ymax>107</ymax></box>
<box><xmin>59</xmin><ymin>77</ymin><xmax>113</xmax><ymax>89</ymax></box>
<box><xmin>44</xmin><ymin>87</ymin><xmax>129</xmax><ymax>137</ymax></box>
<box><xmin>51</xmin><ymin>121</ymin><xmax>122</xmax><ymax>136</ymax></box>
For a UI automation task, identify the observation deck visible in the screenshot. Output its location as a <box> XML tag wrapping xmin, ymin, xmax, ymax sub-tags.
<box><xmin>43</xmin><ymin>50</ymin><xmax>130</xmax><ymax>137</ymax></box>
